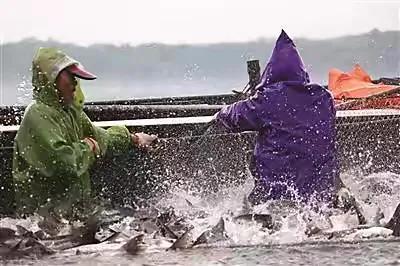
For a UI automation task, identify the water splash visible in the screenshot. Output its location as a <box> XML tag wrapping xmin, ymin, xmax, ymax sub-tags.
<box><xmin>2</xmin><ymin>171</ymin><xmax>400</xmax><ymax>264</ymax></box>
<box><xmin>15</xmin><ymin>75</ymin><xmax>32</xmax><ymax>106</ymax></box>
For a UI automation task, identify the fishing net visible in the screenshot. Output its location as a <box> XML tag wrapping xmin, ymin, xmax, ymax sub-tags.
<box><xmin>89</xmin><ymin>110</ymin><xmax>400</xmax><ymax>206</ymax></box>
<box><xmin>1</xmin><ymin>109</ymin><xmax>400</xmax><ymax>211</ymax></box>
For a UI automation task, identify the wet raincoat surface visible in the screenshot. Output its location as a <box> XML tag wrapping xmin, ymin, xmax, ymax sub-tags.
<box><xmin>13</xmin><ymin>48</ymin><xmax>133</xmax><ymax>215</ymax></box>
<box><xmin>215</xmin><ymin>31</ymin><xmax>338</xmax><ymax>205</ymax></box>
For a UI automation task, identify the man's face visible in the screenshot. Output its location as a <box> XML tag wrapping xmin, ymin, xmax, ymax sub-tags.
<box><xmin>56</xmin><ymin>69</ymin><xmax>77</xmax><ymax>106</ymax></box>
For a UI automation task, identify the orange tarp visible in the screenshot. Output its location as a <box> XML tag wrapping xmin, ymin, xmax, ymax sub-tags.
<box><xmin>328</xmin><ymin>64</ymin><xmax>398</xmax><ymax>100</ymax></box>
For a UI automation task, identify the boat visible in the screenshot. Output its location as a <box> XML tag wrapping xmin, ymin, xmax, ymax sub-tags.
<box><xmin>0</xmin><ymin>60</ymin><xmax>399</xmax><ymax>214</ymax></box>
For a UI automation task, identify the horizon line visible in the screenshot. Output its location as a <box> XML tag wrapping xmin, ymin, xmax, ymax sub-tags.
<box><xmin>1</xmin><ymin>28</ymin><xmax>397</xmax><ymax>47</ymax></box>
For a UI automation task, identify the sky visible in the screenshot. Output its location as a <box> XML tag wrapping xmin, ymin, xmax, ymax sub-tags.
<box><xmin>0</xmin><ymin>0</ymin><xmax>399</xmax><ymax>45</ymax></box>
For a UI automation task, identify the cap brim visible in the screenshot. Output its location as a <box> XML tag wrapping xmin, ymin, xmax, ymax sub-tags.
<box><xmin>67</xmin><ymin>64</ymin><xmax>97</xmax><ymax>80</ymax></box>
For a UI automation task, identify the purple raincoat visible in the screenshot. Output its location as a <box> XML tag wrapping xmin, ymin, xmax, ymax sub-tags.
<box><xmin>215</xmin><ymin>30</ymin><xmax>338</xmax><ymax>205</ymax></box>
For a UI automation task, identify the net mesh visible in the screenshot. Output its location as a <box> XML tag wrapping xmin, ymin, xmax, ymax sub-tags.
<box><xmin>90</xmin><ymin>112</ymin><xmax>400</xmax><ymax>206</ymax></box>
<box><xmin>1</xmin><ymin>110</ymin><xmax>400</xmax><ymax>212</ymax></box>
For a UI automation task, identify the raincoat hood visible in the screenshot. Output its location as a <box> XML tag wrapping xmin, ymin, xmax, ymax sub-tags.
<box><xmin>258</xmin><ymin>30</ymin><xmax>310</xmax><ymax>88</ymax></box>
<box><xmin>32</xmin><ymin>47</ymin><xmax>85</xmax><ymax>108</ymax></box>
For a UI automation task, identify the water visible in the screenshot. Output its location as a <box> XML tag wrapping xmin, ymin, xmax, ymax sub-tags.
<box><xmin>2</xmin><ymin>172</ymin><xmax>400</xmax><ymax>265</ymax></box>
<box><xmin>30</xmin><ymin>242</ymin><xmax>400</xmax><ymax>266</ymax></box>
<box><xmin>8</xmin><ymin>240</ymin><xmax>400</xmax><ymax>265</ymax></box>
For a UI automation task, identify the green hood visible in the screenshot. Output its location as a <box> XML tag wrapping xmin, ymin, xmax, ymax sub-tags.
<box><xmin>32</xmin><ymin>47</ymin><xmax>81</xmax><ymax>107</ymax></box>
<box><xmin>13</xmin><ymin>48</ymin><xmax>133</xmax><ymax>217</ymax></box>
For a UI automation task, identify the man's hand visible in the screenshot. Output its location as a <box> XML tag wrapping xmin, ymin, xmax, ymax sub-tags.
<box><xmin>131</xmin><ymin>132</ymin><xmax>157</xmax><ymax>150</ymax></box>
<box><xmin>83</xmin><ymin>137</ymin><xmax>100</xmax><ymax>156</ymax></box>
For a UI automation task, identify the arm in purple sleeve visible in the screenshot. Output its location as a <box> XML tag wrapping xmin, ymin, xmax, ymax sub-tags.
<box><xmin>215</xmin><ymin>91</ymin><xmax>269</xmax><ymax>132</ymax></box>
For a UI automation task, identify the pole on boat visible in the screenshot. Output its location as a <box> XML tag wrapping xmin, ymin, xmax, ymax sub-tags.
<box><xmin>247</xmin><ymin>60</ymin><xmax>261</xmax><ymax>94</ymax></box>
<box><xmin>201</xmin><ymin>60</ymin><xmax>262</xmax><ymax>134</ymax></box>
<box><xmin>233</xmin><ymin>59</ymin><xmax>261</xmax><ymax>97</ymax></box>
<box><xmin>237</xmin><ymin>59</ymin><xmax>261</xmax><ymax>97</ymax></box>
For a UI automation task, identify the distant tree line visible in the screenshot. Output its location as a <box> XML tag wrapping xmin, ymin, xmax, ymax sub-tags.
<box><xmin>1</xmin><ymin>29</ymin><xmax>398</xmax><ymax>105</ymax></box>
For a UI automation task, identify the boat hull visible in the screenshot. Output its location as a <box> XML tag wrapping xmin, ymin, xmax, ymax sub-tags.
<box><xmin>1</xmin><ymin>109</ymin><xmax>400</xmax><ymax>213</ymax></box>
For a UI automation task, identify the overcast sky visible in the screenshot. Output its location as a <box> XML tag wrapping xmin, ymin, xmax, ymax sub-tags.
<box><xmin>0</xmin><ymin>0</ymin><xmax>399</xmax><ymax>45</ymax></box>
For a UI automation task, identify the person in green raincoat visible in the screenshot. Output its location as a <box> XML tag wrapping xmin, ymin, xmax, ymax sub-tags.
<box><xmin>13</xmin><ymin>47</ymin><xmax>157</xmax><ymax>217</ymax></box>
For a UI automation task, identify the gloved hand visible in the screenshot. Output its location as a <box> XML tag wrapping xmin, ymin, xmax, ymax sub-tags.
<box><xmin>83</xmin><ymin>137</ymin><xmax>100</xmax><ymax>156</ymax></box>
<box><xmin>131</xmin><ymin>132</ymin><xmax>157</xmax><ymax>150</ymax></box>
<box><xmin>212</xmin><ymin>112</ymin><xmax>219</xmax><ymax>121</ymax></box>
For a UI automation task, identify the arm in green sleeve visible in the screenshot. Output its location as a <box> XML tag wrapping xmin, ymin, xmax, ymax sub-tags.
<box><xmin>80</xmin><ymin>112</ymin><xmax>133</xmax><ymax>156</ymax></box>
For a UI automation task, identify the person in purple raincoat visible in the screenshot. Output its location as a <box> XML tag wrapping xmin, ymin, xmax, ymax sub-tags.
<box><xmin>214</xmin><ymin>30</ymin><xmax>338</xmax><ymax>205</ymax></box>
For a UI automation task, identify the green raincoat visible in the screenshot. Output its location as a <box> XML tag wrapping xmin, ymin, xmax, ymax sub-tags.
<box><xmin>13</xmin><ymin>48</ymin><xmax>133</xmax><ymax>216</ymax></box>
